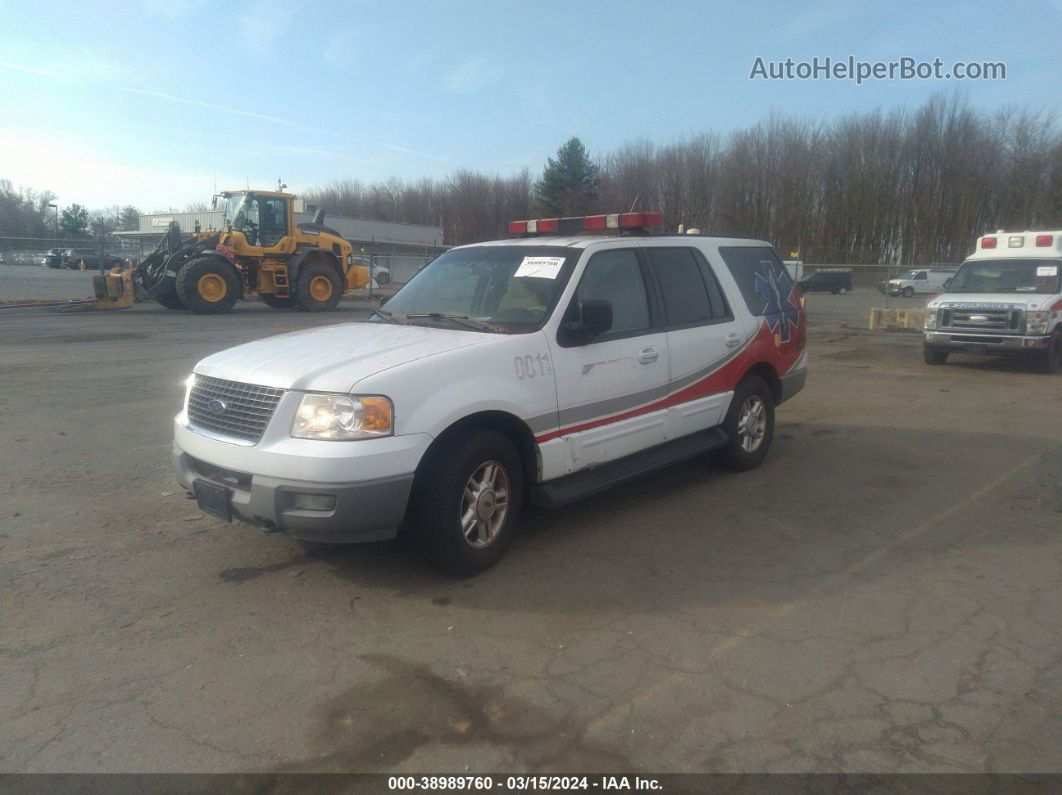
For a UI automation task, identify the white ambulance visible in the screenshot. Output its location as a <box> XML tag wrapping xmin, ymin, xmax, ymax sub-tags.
<box><xmin>923</xmin><ymin>231</ymin><xmax>1062</xmax><ymax>372</ymax></box>
<box><xmin>174</xmin><ymin>213</ymin><xmax>808</xmax><ymax>575</ymax></box>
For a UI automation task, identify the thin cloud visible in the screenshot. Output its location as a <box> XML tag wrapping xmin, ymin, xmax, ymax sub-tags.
<box><xmin>117</xmin><ymin>87</ymin><xmax>322</xmax><ymax>133</ymax></box>
<box><xmin>0</xmin><ymin>59</ymin><xmax>58</xmax><ymax>78</ymax></box>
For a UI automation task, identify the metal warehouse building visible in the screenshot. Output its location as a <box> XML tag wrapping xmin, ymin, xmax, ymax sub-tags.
<box><xmin>116</xmin><ymin>208</ymin><xmax>445</xmax><ymax>285</ymax></box>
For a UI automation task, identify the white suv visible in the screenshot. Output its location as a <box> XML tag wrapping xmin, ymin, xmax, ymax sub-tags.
<box><xmin>174</xmin><ymin>213</ymin><xmax>809</xmax><ymax>575</ymax></box>
<box><xmin>924</xmin><ymin>231</ymin><xmax>1062</xmax><ymax>372</ymax></box>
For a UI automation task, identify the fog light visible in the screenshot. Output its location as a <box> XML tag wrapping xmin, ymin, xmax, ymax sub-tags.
<box><xmin>291</xmin><ymin>493</ymin><xmax>336</xmax><ymax>511</ymax></box>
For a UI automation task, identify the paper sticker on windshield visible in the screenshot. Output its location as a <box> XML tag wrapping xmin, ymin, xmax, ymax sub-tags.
<box><xmin>1036</xmin><ymin>265</ymin><xmax>1058</xmax><ymax>276</ymax></box>
<box><xmin>514</xmin><ymin>256</ymin><xmax>566</xmax><ymax>279</ymax></box>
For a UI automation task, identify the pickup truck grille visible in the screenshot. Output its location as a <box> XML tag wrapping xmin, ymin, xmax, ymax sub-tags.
<box><xmin>187</xmin><ymin>375</ymin><xmax>284</xmax><ymax>443</ymax></box>
<box><xmin>940</xmin><ymin>306</ymin><xmax>1022</xmax><ymax>334</ymax></box>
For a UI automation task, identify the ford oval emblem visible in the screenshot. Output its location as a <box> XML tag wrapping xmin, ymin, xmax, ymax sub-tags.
<box><xmin>207</xmin><ymin>398</ymin><xmax>226</xmax><ymax>415</ymax></box>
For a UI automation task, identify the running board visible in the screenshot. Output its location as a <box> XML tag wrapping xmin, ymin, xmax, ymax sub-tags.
<box><xmin>530</xmin><ymin>427</ymin><xmax>729</xmax><ymax>509</ymax></box>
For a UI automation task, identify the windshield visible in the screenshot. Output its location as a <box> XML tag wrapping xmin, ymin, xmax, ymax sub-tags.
<box><xmin>375</xmin><ymin>245</ymin><xmax>577</xmax><ymax>333</ymax></box>
<box><xmin>945</xmin><ymin>259</ymin><xmax>1061</xmax><ymax>294</ymax></box>
<box><xmin>224</xmin><ymin>193</ymin><xmax>257</xmax><ymax>233</ymax></box>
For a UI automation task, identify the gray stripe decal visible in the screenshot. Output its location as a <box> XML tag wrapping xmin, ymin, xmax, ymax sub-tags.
<box><xmin>535</xmin><ymin>330</ymin><xmax>756</xmax><ymax>436</ymax></box>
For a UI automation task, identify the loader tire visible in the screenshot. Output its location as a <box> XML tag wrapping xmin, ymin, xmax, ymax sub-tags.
<box><xmin>295</xmin><ymin>261</ymin><xmax>342</xmax><ymax>312</ymax></box>
<box><xmin>260</xmin><ymin>295</ymin><xmax>295</xmax><ymax>309</ymax></box>
<box><xmin>176</xmin><ymin>257</ymin><xmax>239</xmax><ymax>314</ymax></box>
<box><xmin>154</xmin><ymin>291</ymin><xmax>186</xmax><ymax>310</ymax></box>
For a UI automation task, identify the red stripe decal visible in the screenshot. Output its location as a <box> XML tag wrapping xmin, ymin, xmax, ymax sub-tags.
<box><xmin>535</xmin><ymin>321</ymin><xmax>803</xmax><ymax>443</ymax></box>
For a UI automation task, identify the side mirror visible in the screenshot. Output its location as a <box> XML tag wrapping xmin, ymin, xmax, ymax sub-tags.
<box><xmin>562</xmin><ymin>298</ymin><xmax>612</xmax><ymax>343</ymax></box>
<box><xmin>312</xmin><ymin>208</ymin><xmax>325</xmax><ymax>225</ymax></box>
<box><xmin>211</xmin><ymin>195</ymin><xmax>218</xmax><ymax>210</ymax></box>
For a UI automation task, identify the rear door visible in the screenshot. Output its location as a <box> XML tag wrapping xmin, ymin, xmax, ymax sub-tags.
<box><xmin>644</xmin><ymin>245</ymin><xmax>747</xmax><ymax>437</ymax></box>
<box><xmin>548</xmin><ymin>246</ymin><xmax>669</xmax><ymax>471</ymax></box>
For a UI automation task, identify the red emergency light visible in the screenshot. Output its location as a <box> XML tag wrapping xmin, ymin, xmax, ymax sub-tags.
<box><xmin>509</xmin><ymin>212</ymin><xmax>664</xmax><ymax>237</ymax></box>
<box><xmin>981</xmin><ymin>236</ymin><xmax>997</xmax><ymax>249</ymax></box>
<box><xmin>1035</xmin><ymin>234</ymin><xmax>1052</xmax><ymax>247</ymax></box>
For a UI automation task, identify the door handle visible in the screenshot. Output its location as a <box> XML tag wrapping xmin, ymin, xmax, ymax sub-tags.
<box><xmin>725</xmin><ymin>332</ymin><xmax>742</xmax><ymax>348</ymax></box>
<box><xmin>637</xmin><ymin>346</ymin><xmax>659</xmax><ymax>364</ymax></box>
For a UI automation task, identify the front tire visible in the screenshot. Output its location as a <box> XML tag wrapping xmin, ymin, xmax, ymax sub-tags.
<box><xmin>175</xmin><ymin>257</ymin><xmax>240</xmax><ymax>314</ymax></box>
<box><xmin>407</xmin><ymin>430</ymin><xmax>523</xmax><ymax>577</ymax></box>
<box><xmin>154</xmin><ymin>291</ymin><xmax>186</xmax><ymax>310</ymax></box>
<box><xmin>924</xmin><ymin>346</ymin><xmax>949</xmax><ymax>365</ymax></box>
<box><xmin>295</xmin><ymin>261</ymin><xmax>343</xmax><ymax>311</ymax></box>
<box><xmin>1034</xmin><ymin>330</ymin><xmax>1062</xmax><ymax>373</ymax></box>
<box><xmin>838</xmin><ymin>286</ymin><xmax>848</xmax><ymax>295</ymax></box>
<box><xmin>713</xmin><ymin>376</ymin><xmax>775</xmax><ymax>471</ymax></box>
<box><xmin>902</xmin><ymin>286</ymin><xmax>915</xmax><ymax>298</ymax></box>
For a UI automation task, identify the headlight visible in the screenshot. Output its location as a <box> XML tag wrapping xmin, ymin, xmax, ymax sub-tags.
<box><xmin>924</xmin><ymin>308</ymin><xmax>938</xmax><ymax>329</ymax></box>
<box><xmin>291</xmin><ymin>394</ymin><xmax>393</xmax><ymax>440</ymax></box>
<box><xmin>1026</xmin><ymin>311</ymin><xmax>1050</xmax><ymax>334</ymax></box>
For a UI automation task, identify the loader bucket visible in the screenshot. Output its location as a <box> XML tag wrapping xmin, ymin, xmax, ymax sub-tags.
<box><xmin>92</xmin><ymin>266</ymin><xmax>137</xmax><ymax>310</ymax></box>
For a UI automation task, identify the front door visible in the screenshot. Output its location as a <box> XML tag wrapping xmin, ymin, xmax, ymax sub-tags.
<box><xmin>548</xmin><ymin>247</ymin><xmax>669</xmax><ymax>472</ymax></box>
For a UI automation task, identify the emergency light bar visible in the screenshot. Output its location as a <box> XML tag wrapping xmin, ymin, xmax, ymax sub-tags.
<box><xmin>509</xmin><ymin>212</ymin><xmax>663</xmax><ymax>237</ymax></box>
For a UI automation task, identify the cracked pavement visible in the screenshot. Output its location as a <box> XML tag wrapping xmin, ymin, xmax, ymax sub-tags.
<box><xmin>1</xmin><ymin>293</ymin><xmax>1059</xmax><ymax>773</ymax></box>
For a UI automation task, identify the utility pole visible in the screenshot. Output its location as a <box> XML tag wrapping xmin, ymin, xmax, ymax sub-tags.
<box><xmin>49</xmin><ymin>203</ymin><xmax>58</xmax><ymax>255</ymax></box>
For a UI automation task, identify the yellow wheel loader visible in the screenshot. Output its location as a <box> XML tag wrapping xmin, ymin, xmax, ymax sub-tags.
<box><xmin>94</xmin><ymin>190</ymin><xmax>370</xmax><ymax>313</ymax></box>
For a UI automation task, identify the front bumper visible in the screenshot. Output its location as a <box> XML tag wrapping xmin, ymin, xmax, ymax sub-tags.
<box><xmin>174</xmin><ymin>441</ymin><xmax>414</xmax><ymax>542</ymax></box>
<box><xmin>923</xmin><ymin>331</ymin><xmax>1051</xmax><ymax>355</ymax></box>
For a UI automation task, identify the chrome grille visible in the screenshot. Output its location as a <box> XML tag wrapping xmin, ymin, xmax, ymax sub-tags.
<box><xmin>187</xmin><ymin>375</ymin><xmax>284</xmax><ymax>443</ymax></box>
<box><xmin>941</xmin><ymin>306</ymin><xmax>1022</xmax><ymax>334</ymax></box>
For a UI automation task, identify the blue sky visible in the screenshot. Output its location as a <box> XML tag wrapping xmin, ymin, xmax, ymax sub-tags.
<box><xmin>1</xmin><ymin>0</ymin><xmax>1060</xmax><ymax>211</ymax></box>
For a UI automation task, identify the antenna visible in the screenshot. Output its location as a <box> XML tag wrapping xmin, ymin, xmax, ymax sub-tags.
<box><xmin>628</xmin><ymin>194</ymin><xmax>640</xmax><ymax>213</ymax></box>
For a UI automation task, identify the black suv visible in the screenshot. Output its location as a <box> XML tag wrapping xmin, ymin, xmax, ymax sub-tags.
<box><xmin>799</xmin><ymin>270</ymin><xmax>853</xmax><ymax>295</ymax></box>
<box><xmin>61</xmin><ymin>250</ymin><xmax>126</xmax><ymax>270</ymax></box>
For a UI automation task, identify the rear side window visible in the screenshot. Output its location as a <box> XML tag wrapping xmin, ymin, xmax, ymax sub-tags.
<box><xmin>646</xmin><ymin>247</ymin><xmax>714</xmax><ymax>327</ymax></box>
<box><xmin>718</xmin><ymin>245</ymin><xmax>801</xmax><ymax>341</ymax></box>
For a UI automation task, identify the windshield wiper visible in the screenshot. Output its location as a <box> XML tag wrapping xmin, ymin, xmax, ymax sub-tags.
<box><xmin>405</xmin><ymin>313</ymin><xmax>496</xmax><ymax>332</ymax></box>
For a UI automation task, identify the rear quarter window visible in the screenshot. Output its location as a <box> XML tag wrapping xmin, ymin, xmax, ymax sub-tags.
<box><xmin>718</xmin><ymin>245</ymin><xmax>802</xmax><ymax>340</ymax></box>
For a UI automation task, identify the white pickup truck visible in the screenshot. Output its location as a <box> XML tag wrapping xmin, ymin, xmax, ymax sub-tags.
<box><xmin>923</xmin><ymin>231</ymin><xmax>1062</xmax><ymax>372</ymax></box>
<box><xmin>174</xmin><ymin>213</ymin><xmax>808</xmax><ymax>574</ymax></box>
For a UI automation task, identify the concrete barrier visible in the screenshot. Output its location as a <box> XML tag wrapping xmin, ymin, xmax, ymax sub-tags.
<box><xmin>868</xmin><ymin>307</ymin><xmax>927</xmax><ymax>330</ymax></box>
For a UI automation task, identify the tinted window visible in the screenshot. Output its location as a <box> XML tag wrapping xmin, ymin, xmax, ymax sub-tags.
<box><xmin>575</xmin><ymin>249</ymin><xmax>649</xmax><ymax>333</ymax></box>
<box><xmin>719</xmin><ymin>244</ymin><xmax>801</xmax><ymax>344</ymax></box>
<box><xmin>647</xmin><ymin>247</ymin><xmax>713</xmax><ymax>326</ymax></box>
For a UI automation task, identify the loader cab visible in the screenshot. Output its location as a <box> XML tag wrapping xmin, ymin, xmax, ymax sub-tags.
<box><xmin>222</xmin><ymin>191</ymin><xmax>293</xmax><ymax>250</ymax></box>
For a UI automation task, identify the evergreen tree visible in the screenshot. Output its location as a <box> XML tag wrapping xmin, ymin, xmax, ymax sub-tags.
<box><xmin>534</xmin><ymin>137</ymin><xmax>599</xmax><ymax>217</ymax></box>
<box><xmin>59</xmin><ymin>203</ymin><xmax>90</xmax><ymax>237</ymax></box>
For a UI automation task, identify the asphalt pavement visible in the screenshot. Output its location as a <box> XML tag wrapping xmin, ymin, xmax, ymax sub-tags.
<box><xmin>1</xmin><ymin>295</ymin><xmax>1059</xmax><ymax>774</ymax></box>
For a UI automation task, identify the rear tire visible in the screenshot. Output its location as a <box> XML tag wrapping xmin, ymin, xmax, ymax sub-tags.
<box><xmin>713</xmin><ymin>376</ymin><xmax>775</xmax><ymax>471</ymax></box>
<box><xmin>406</xmin><ymin>429</ymin><xmax>523</xmax><ymax>577</ymax></box>
<box><xmin>175</xmin><ymin>257</ymin><xmax>240</xmax><ymax>314</ymax></box>
<box><xmin>260</xmin><ymin>295</ymin><xmax>295</xmax><ymax>309</ymax></box>
<box><xmin>1034</xmin><ymin>330</ymin><xmax>1061</xmax><ymax>373</ymax></box>
<box><xmin>924</xmin><ymin>346</ymin><xmax>949</xmax><ymax>365</ymax></box>
<box><xmin>154</xmin><ymin>291</ymin><xmax>186</xmax><ymax>310</ymax></box>
<box><xmin>295</xmin><ymin>261</ymin><xmax>343</xmax><ymax>312</ymax></box>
